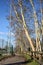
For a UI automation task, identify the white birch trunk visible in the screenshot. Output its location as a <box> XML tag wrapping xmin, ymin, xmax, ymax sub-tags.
<box><xmin>30</xmin><ymin>0</ymin><xmax>41</xmax><ymax>52</ymax></box>
<box><xmin>20</xmin><ymin>7</ymin><xmax>35</xmax><ymax>51</ymax></box>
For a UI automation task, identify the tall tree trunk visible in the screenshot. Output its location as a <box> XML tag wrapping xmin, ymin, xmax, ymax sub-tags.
<box><xmin>20</xmin><ymin>6</ymin><xmax>35</xmax><ymax>51</ymax></box>
<box><xmin>13</xmin><ymin>0</ymin><xmax>35</xmax><ymax>51</ymax></box>
<box><xmin>40</xmin><ymin>0</ymin><xmax>43</xmax><ymax>44</ymax></box>
<box><xmin>30</xmin><ymin>0</ymin><xmax>41</xmax><ymax>52</ymax></box>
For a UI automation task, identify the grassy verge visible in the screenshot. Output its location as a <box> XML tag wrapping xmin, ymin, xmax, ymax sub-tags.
<box><xmin>23</xmin><ymin>53</ymin><xmax>40</xmax><ymax>65</ymax></box>
<box><xmin>26</xmin><ymin>60</ymin><xmax>40</xmax><ymax>65</ymax></box>
<box><xmin>23</xmin><ymin>53</ymin><xmax>31</xmax><ymax>60</ymax></box>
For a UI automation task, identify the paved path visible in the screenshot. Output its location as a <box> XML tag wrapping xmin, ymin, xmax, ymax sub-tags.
<box><xmin>0</xmin><ymin>56</ymin><xmax>25</xmax><ymax>65</ymax></box>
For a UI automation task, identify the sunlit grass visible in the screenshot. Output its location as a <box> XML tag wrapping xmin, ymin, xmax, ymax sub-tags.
<box><xmin>23</xmin><ymin>53</ymin><xmax>31</xmax><ymax>60</ymax></box>
<box><xmin>26</xmin><ymin>60</ymin><xmax>39</xmax><ymax>65</ymax></box>
<box><xmin>23</xmin><ymin>53</ymin><xmax>39</xmax><ymax>65</ymax></box>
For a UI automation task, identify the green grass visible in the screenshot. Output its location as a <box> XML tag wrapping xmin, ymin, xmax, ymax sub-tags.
<box><xmin>26</xmin><ymin>60</ymin><xmax>40</xmax><ymax>65</ymax></box>
<box><xmin>23</xmin><ymin>53</ymin><xmax>40</xmax><ymax>65</ymax></box>
<box><xmin>23</xmin><ymin>53</ymin><xmax>31</xmax><ymax>60</ymax></box>
<box><xmin>0</xmin><ymin>56</ymin><xmax>3</xmax><ymax>60</ymax></box>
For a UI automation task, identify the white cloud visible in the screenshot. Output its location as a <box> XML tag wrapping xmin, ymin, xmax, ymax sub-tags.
<box><xmin>0</xmin><ymin>31</ymin><xmax>14</xmax><ymax>36</ymax></box>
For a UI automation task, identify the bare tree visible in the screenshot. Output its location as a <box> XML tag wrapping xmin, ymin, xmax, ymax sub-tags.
<box><xmin>7</xmin><ymin>0</ymin><xmax>43</xmax><ymax>52</ymax></box>
<box><xmin>11</xmin><ymin>0</ymin><xmax>35</xmax><ymax>51</ymax></box>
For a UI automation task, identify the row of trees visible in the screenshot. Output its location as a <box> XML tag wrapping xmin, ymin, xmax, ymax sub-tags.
<box><xmin>8</xmin><ymin>0</ymin><xmax>43</xmax><ymax>52</ymax></box>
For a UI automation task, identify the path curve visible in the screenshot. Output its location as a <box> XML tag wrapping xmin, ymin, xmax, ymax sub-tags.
<box><xmin>0</xmin><ymin>56</ymin><xmax>25</xmax><ymax>65</ymax></box>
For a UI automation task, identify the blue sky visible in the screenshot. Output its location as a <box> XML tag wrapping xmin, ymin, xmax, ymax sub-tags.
<box><xmin>0</xmin><ymin>0</ymin><xmax>9</xmax><ymax>33</ymax></box>
<box><xmin>0</xmin><ymin>0</ymin><xmax>42</xmax><ymax>48</ymax></box>
<box><xmin>0</xmin><ymin>0</ymin><xmax>8</xmax><ymax>30</ymax></box>
<box><xmin>0</xmin><ymin>0</ymin><xmax>9</xmax><ymax>47</ymax></box>
<box><xmin>0</xmin><ymin>0</ymin><xmax>15</xmax><ymax>48</ymax></box>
